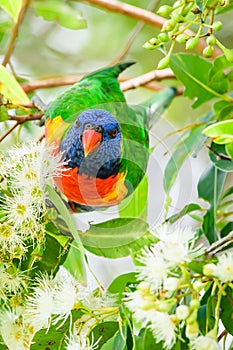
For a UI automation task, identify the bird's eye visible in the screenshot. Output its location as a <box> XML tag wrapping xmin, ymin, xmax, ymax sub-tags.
<box><xmin>108</xmin><ymin>128</ymin><xmax>118</xmax><ymax>138</ymax></box>
<box><xmin>95</xmin><ymin>125</ymin><xmax>103</xmax><ymax>133</ymax></box>
<box><xmin>85</xmin><ymin>123</ymin><xmax>93</xmax><ymax>130</ymax></box>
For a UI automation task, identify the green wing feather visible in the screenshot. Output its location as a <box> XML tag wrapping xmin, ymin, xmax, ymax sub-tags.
<box><xmin>45</xmin><ymin>62</ymin><xmax>176</xmax><ymax>195</ymax></box>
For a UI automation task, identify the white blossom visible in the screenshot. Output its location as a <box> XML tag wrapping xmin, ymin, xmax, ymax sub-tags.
<box><xmin>149</xmin><ymin>311</ymin><xmax>177</xmax><ymax>349</ymax></box>
<box><xmin>214</xmin><ymin>252</ymin><xmax>233</xmax><ymax>283</ymax></box>
<box><xmin>24</xmin><ymin>275</ymin><xmax>54</xmax><ymax>330</ymax></box>
<box><xmin>151</xmin><ymin>224</ymin><xmax>204</xmax><ymax>265</ymax></box>
<box><xmin>137</xmin><ymin>246</ymin><xmax>171</xmax><ymax>291</ymax></box>
<box><xmin>125</xmin><ymin>282</ymin><xmax>156</xmax><ymax>327</ymax></box>
<box><xmin>191</xmin><ymin>335</ymin><xmax>220</xmax><ymax>350</ymax></box>
<box><xmin>175</xmin><ymin>305</ymin><xmax>190</xmax><ymax>320</ymax></box>
<box><xmin>0</xmin><ymin>309</ymin><xmax>34</xmax><ymax>350</ymax></box>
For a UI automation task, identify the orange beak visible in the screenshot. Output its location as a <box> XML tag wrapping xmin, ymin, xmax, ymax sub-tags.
<box><xmin>82</xmin><ymin>129</ymin><xmax>102</xmax><ymax>157</ymax></box>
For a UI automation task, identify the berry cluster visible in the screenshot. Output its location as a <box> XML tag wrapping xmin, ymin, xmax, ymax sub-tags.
<box><xmin>143</xmin><ymin>0</ymin><xmax>233</xmax><ymax>68</ymax></box>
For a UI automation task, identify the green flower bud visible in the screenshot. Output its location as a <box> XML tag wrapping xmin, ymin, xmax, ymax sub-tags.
<box><xmin>212</xmin><ymin>21</ymin><xmax>223</xmax><ymax>31</ymax></box>
<box><xmin>158</xmin><ymin>32</ymin><xmax>169</xmax><ymax>42</ymax></box>
<box><xmin>186</xmin><ymin>309</ymin><xmax>198</xmax><ymax>324</ymax></box>
<box><xmin>157</xmin><ymin>55</ymin><xmax>170</xmax><ymax>69</ymax></box>
<box><xmin>206</xmin><ymin>34</ymin><xmax>216</xmax><ymax>46</ymax></box>
<box><xmin>203</xmin><ymin>263</ymin><xmax>216</xmax><ymax>276</ymax></box>
<box><xmin>170</xmin><ymin>12</ymin><xmax>184</xmax><ymax>22</ymax></box>
<box><xmin>190</xmin><ymin>299</ymin><xmax>200</xmax><ymax>310</ymax></box>
<box><xmin>176</xmin><ymin>305</ymin><xmax>190</xmax><ymax>320</ymax></box>
<box><xmin>176</xmin><ymin>33</ymin><xmax>189</xmax><ymax>43</ymax></box>
<box><xmin>223</xmin><ymin>48</ymin><xmax>233</xmax><ymax>62</ymax></box>
<box><xmin>162</xmin><ymin>19</ymin><xmax>176</xmax><ymax>32</ymax></box>
<box><xmin>203</xmin><ymin>45</ymin><xmax>214</xmax><ymax>57</ymax></box>
<box><xmin>157</xmin><ymin>5</ymin><xmax>173</xmax><ymax>17</ymax></box>
<box><xmin>185</xmin><ymin>37</ymin><xmax>199</xmax><ymax>50</ymax></box>
<box><xmin>143</xmin><ymin>38</ymin><xmax>160</xmax><ymax>50</ymax></box>
<box><xmin>185</xmin><ymin>321</ymin><xmax>199</xmax><ymax>339</ymax></box>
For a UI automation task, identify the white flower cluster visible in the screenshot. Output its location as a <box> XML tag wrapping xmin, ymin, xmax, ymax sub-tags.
<box><xmin>0</xmin><ymin>142</ymin><xmax>65</xmax><ymax>261</ymax></box>
<box><xmin>203</xmin><ymin>252</ymin><xmax>233</xmax><ymax>283</ymax></box>
<box><xmin>0</xmin><ymin>268</ymin><xmax>89</xmax><ymax>350</ymax></box>
<box><xmin>125</xmin><ymin>224</ymin><xmax>221</xmax><ymax>350</ymax></box>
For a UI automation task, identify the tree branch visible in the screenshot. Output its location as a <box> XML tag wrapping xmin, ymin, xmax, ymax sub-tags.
<box><xmin>80</xmin><ymin>0</ymin><xmax>164</xmax><ymax>28</ymax></box>
<box><xmin>2</xmin><ymin>0</ymin><xmax>31</xmax><ymax>66</ymax></box>
<box><xmin>9</xmin><ymin>113</ymin><xmax>44</xmax><ymax>123</ymax></box>
<box><xmin>0</xmin><ymin>122</ymin><xmax>19</xmax><ymax>143</ymax></box>
<box><xmin>21</xmin><ymin>69</ymin><xmax>177</xmax><ymax>93</ymax></box>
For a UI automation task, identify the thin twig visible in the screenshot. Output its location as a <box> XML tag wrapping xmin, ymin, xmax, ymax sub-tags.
<box><xmin>2</xmin><ymin>0</ymin><xmax>31</xmax><ymax>66</ymax></box>
<box><xmin>110</xmin><ymin>0</ymin><xmax>160</xmax><ymax>65</ymax></box>
<box><xmin>207</xmin><ymin>231</ymin><xmax>233</xmax><ymax>255</ymax></box>
<box><xmin>0</xmin><ymin>123</ymin><xmax>19</xmax><ymax>143</ymax></box>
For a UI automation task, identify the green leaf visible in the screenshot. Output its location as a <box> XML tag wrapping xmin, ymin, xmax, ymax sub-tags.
<box><xmin>45</xmin><ymin>185</ymin><xmax>86</xmax><ymax>281</ymax></box>
<box><xmin>119</xmin><ymin>175</ymin><xmax>148</xmax><ymax>220</ymax></box>
<box><xmin>220</xmin><ymin>286</ymin><xmax>233</xmax><ymax>335</ymax></box>
<box><xmin>0</xmin><ymin>65</ymin><xmax>30</xmax><ymax>103</ymax></box>
<box><xmin>197</xmin><ymin>305</ymin><xmax>207</xmax><ymax>334</ymax></box>
<box><xmin>213</xmin><ymin>99</ymin><xmax>233</xmax><ymax>120</ymax></box>
<box><xmin>203</xmin><ymin>120</ymin><xmax>233</xmax><ymax>144</ymax></box>
<box><xmin>63</xmin><ymin>240</ymin><xmax>87</xmax><ymax>281</ymax></box>
<box><xmin>0</xmin><ymin>0</ymin><xmax>22</xmax><ymax>22</ymax></box>
<box><xmin>198</xmin><ymin>164</ymin><xmax>226</xmax><ymax>243</ymax></box>
<box><xmin>90</xmin><ymin>322</ymin><xmax>119</xmax><ymax>350</ymax></box>
<box><xmin>0</xmin><ymin>105</ymin><xmax>8</xmax><ymax>121</ymax></box>
<box><xmin>79</xmin><ymin>218</ymin><xmax>157</xmax><ymax>258</ymax></box>
<box><xmin>165</xmin><ymin>203</ymin><xmax>202</xmax><ymax>224</ymax></box>
<box><xmin>170</xmin><ymin>54</ymin><xmax>226</xmax><ymax>108</ymax></box>
<box><xmin>143</xmin><ymin>328</ymin><xmax>162</xmax><ymax>349</ymax></box>
<box><xmin>164</xmin><ymin>125</ymin><xmax>206</xmax><ymax>193</ymax></box>
<box><xmin>113</xmin><ymin>327</ymin><xmax>127</xmax><ymax>350</ymax></box>
<box><xmin>226</xmin><ymin>142</ymin><xmax>233</xmax><ymax>160</ymax></box>
<box><xmin>108</xmin><ymin>272</ymin><xmax>137</xmax><ymax>301</ymax></box>
<box><xmin>206</xmin><ymin>295</ymin><xmax>217</xmax><ymax>331</ymax></box>
<box><xmin>31</xmin><ymin>310</ymin><xmax>82</xmax><ymax>349</ymax></box>
<box><xmin>209</xmin><ymin>143</ymin><xmax>233</xmax><ymax>172</ymax></box>
<box><xmin>33</xmin><ymin>0</ymin><xmax>87</xmax><ymax>30</ymax></box>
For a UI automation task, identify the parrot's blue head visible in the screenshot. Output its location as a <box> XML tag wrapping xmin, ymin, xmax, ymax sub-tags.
<box><xmin>60</xmin><ymin>109</ymin><xmax>122</xmax><ymax>178</ymax></box>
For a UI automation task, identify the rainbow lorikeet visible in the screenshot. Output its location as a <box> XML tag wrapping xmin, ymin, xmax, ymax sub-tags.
<box><xmin>45</xmin><ymin>62</ymin><xmax>176</xmax><ymax>211</ymax></box>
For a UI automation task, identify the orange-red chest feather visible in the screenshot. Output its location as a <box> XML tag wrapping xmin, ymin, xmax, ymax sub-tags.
<box><xmin>54</xmin><ymin>166</ymin><xmax>128</xmax><ymax>207</ymax></box>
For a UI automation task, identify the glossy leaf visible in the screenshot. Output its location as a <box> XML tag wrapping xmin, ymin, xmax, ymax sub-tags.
<box><xmin>209</xmin><ymin>143</ymin><xmax>233</xmax><ymax>172</ymax></box>
<box><xmin>119</xmin><ymin>175</ymin><xmax>148</xmax><ymax>220</ymax></box>
<box><xmin>31</xmin><ymin>310</ymin><xmax>83</xmax><ymax>349</ymax></box>
<box><xmin>165</xmin><ymin>203</ymin><xmax>202</xmax><ymax>223</ymax></box>
<box><xmin>45</xmin><ymin>185</ymin><xmax>86</xmax><ymax>281</ymax></box>
<box><xmin>0</xmin><ymin>105</ymin><xmax>8</xmax><ymax>121</ymax></box>
<box><xmin>79</xmin><ymin>217</ymin><xmax>156</xmax><ymax>258</ymax></box>
<box><xmin>198</xmin><ymin>164</ymin><xmax>226</xmax><ymax>243</ymax></box>
<box><xmin>0</xmin><ymin>65</ymin><xmax>30</xmax><ymax>104</ymax></box>
<box><xmin>226</xmin><ymin>141</ymin><xmax>233</xmax><ymax>160</ymax></box>
<box><xmin>203</xmin><ymin>120</ymin><xmax>233</xmax><ymax>144</ymax></box>
<box><xmin>90</xmin><ymin>322</ymin><xmax>119</xmax><ymax>350</ymax></box>
<box><xmin>170</xmin><ymin>54</ymin><xmax>226</xmax><ymax>108</ymax></box>
<box><xmin>220</xmin><ymin>286</ymin><xmax>233</xmax><ymax>335</ymax></box>
<box><xmin>33</xmin><ymin>0</ymin><xmax>87</xmax><ymax>30</ymax></box>
<box><xmin>0</xmin><ymin>0</ymin><xmax>22</xmax><ymax>22</ymax></box>
<box><xmin>143</xmin><ymin>328</ymin><xmax>162</xmax><ymax>349</ymax></box>
<box><xmin>164</xmin><ymin>125</ymin><xmax>206</xmax><ymax>193</ymax></box>
<box><xmin>108</xmin><ymin>272</ymin><xmax>137</xmax><ymax>301</ymax></box>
